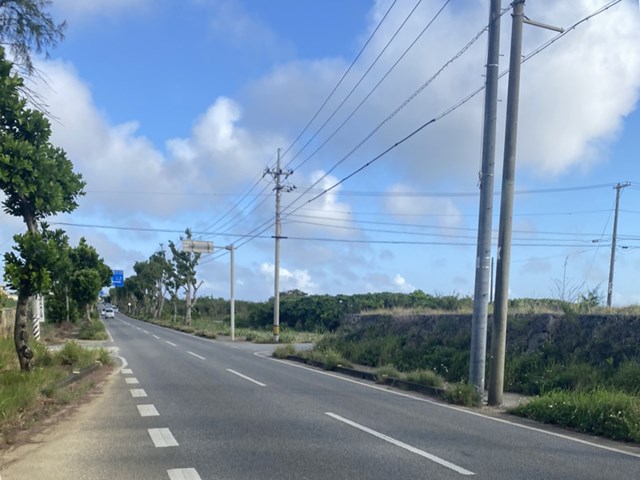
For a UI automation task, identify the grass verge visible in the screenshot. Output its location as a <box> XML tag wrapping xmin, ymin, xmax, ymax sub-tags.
<box><xmin>1</xmin><ymin>338</ymin><xmax>113</xmax><ymax>446</ymax></box>
<box><xmin>509</xmin><ymin>389</ymin><xmax>640</xmax><ymax>442</ymax></box>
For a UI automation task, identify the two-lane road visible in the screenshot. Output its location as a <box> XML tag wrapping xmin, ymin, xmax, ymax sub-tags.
<box><xmin>3</xmin><ymin>312</ymin><xmax>639</xmax><ymax>479</ymax></box>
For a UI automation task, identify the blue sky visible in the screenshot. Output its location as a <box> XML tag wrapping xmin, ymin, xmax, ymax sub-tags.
<box><xmin>1</xmin><ymin>0</ymin><xmax>639</xmax><ymax>305</ymax></box>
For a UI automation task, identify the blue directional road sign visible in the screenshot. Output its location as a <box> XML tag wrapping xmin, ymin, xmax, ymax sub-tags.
<box><xmin>111</xmin><ymin>270</ymin><xmax>124</xmax><ymax>287</ymax></box>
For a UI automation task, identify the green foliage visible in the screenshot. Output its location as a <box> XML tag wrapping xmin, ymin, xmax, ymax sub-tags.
<box><xmin>97</xmin><ymin>348</ymin><xmax>113</xmax><ymax>366</ymax></box>
<box><xmin>3</xmin><ymin>229</ymin><xmax>61</xmax><ymax>297</ymax></box>
<box><xmin>610</xmin><ymin>361</ymin><xmax>640</xmax><ymax>394</ymax></box>
<box><xmin>0</xmin><ymin>48</ymin><xmax>84</xmax><ymax>227</ymax></box>
<box><xmin>300</xmin><ymin>347</ymin><xmax>352</xmax><ymax>371</ymax></box>
<box><xmin>0</xmin><ymin>1</ymin><xmax>65</xmax><ymax>74</ymax></box>
<box><xmin>443</xmin><ymin>382</ymin><xmax>482</xmax><ymax>407</ymax></box>
<box><xmin>376</xmin><ymin>364</ymin><xmax>402</xmax><ymax>383</ymax></box>
<box><xmin>510</xmin><ymin>389</ymin><xmax>640</xmax><ymax>442</ymax></box>
<box><xmin>57</xmin><ymin>340</ymin><xmax>82</xmax><ymax>366</ymax></box>
<box><xmin>273</xmin><ymin>344</ymin><xmax>297</xmax><ymax>359</ymax></box>
<box><xmin>406</xmin><ymin>369</ymin><xmax>445</xmax><ymax>388</ymax></box>
<box><xmin>78</xmin><ymin>320</ymin><xmax>108</xmax><ymax>340</ymax></box>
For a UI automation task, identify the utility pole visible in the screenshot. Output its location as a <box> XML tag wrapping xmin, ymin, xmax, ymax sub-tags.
<box><xmin>607</xmin><ymin>182</ymin><xmax>630</xmax><ymax>307</ymax></box>
<box><xmin>265</xmin><ymin>149</ymin><xmax>294</xmax><ymax>342</ymax></box>
<box><xmin>469</xmin><ymin>0</ymin><xmax>502</xmax><ymax>395</ymax></box>
<box><xmin>487</xmin><ymin>0</ymin><xmax>525</xmax><ymax>407</ymax></box>
<box><xmin>487</xmin><ymin>0</ymin><xmax>563</xmax><ymax>406</ymax></box>
<box><xmin>227</xmin><ymin>244</ymin><xmax>235</xmax><ymax>341</ymax></box>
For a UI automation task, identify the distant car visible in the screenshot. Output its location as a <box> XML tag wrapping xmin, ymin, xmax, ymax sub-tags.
<box><xmin>104</xmin><ymin>308</ymin><xmax>115</xmax><ymax>318</ymax></box>
<box><xmin>113</xmin><ymin>306</ymin><xmax>119</xmax><ymax>312</ymax></box>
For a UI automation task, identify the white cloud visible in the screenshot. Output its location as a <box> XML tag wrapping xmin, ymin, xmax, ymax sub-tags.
<box><xmin>260</xmin><ymin>262</ymin><xmax>318</xmax><ymax>293</ymax></box>
<box><xmin>393</xmin><ymin>273</ymin><xmax>415</xmax><ymax>293</ymax></box>
<box><xmin>240</xmin><ymin>0</ymin><xmax>640</xmax><ymax>185</ymax></box>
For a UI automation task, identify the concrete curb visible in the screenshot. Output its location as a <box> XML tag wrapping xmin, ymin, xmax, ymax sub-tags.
<box><xmin>285</xmin><ymin>355</ymin><xmax>447</xmax><ymax>399</ymax></box>
<box><xmin>49</xmin><ymin>362</ymin><xmax>102</xmax><ymax>391</ymax></box>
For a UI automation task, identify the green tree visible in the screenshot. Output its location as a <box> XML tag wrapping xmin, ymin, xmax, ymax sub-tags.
<box><xmin>0</xmin><ymin>0</ymin><xmax>65</xmax><ymax>74</ymax></box>
<box><xmin>68</xmin><ymin>238</ymin><xmax>112</xmax><ymax>322</ymax></box>
<box><xmin>4</xmin><ymin>227</ymin><xmax>63</xmax><ymax>369</ymax></box>
<box><xmin>0</xmin><ymin>49</ymin><xmax>84</xmax><ymax>370</ymax></box>
<box><xmin>169</xmin><ymin>230</ymin><xmax>202</xmax><ymax>326</ymax></box>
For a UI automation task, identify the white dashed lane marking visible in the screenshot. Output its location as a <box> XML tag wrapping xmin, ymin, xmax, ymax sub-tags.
<box><xmin>137</xmin><ymin>404</ymin><xmax>160</xmax><ymax>417</ymax></box>
<box><xmin>187</xmin><ymin>351</ymin><xmax>205</xmax><ymax>360</ymax></box>
<box><xmin>227</xmin><ymin>369</ymin><xmax>266</xmax><ymax>387</ymax></box>
<box><xmin>121</xmin><ymin>368</ymin><xmax>133</xmax><ymax>375</ymax></box>
<box><xmin>130</xmin><ymin>389</ymin><xmax>148</xmax><ymax>398</ymax></box>
<box><xmin>148</xmin><ymin>428</ymin><xmax>179</xmax><ymax>448</ymax></box>
<box><xmin>125</xmin><ymin>377</ymin><xmax>140</xmax><ymax>385</ymax></box>
<box><xmin>166</xmin><ymin>341</ymin><xmax>177</xmax><ymax>347</ymax></box>
<box><xmin>167</xmin><ymin>468</ymin><xmax>202</xmax><ymax>480</ymax></box>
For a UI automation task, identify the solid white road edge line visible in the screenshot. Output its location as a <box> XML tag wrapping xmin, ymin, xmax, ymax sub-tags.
<box><xmin>326</xmin><ymin>412</ymin><xmax>474</xmax><ymax>476</ymax></box>
<box><xmin>130</xmin><ymin>389</ymin><xmax>148</xmax><ymax>398</ymax></box>
<box><xmin>227</xmin><ymin>368</ymin><xmax>267</xmax><ymax>387</ymax></box>
<box><xmin>148</xmin><ymin>428</ymin><xmax>178</xmax><ymax>448</ymax></box>
<box><xmin>167</xmin><ymin>468</ymin><xmax>202</xmax><ymax>480</ymax></box>
<box><xmin>137</xmin><ymin>404</ymin><xmax>160</xmax><ymax>417</ymax></box>
<box><xmin>166</xmin><ymin>341</ymin><xmax>177</xmax><ymax>347</ymax></box>
<box><xmin>187</xmin><ymin>351</ymin><xmax>205</xmax><ymax>360</ymax></box>
<box><xmin>260</xmin><ymin>352</ymin><xmax>640</xmax><ymax>460</ymax></box>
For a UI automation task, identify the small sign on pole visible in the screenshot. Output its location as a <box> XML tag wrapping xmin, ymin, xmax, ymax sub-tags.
<box><xmin>182</xmin><ymin>240</ymin><xmax>214</xmax><ymax>253</ymax></box>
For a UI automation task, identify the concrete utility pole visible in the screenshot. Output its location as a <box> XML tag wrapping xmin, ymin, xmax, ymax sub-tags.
<box><xmin>265</xmin><ymin>149</ymin><xmax>294</xmax><ymax>342</ymax></box>
<box><xmin>607</xmin><ymin>182</ymin><xmax>630</xmax><ymax>307</ymax></box>
<box><xmin>488</xmin><ymin>0</ymin><xmax>526</xmax><ymax>407</ymax></box>
<box><xmin>227</xmin><ymin>244</ymin><xmax>235</xmax><ymax>341</ymax></box>
<box><xmin>469</xmin><ymin>0</ymin><xmax>502</xmax><ymax>395</ymax></box>
<box><xmin>487</xmin><ymin>0</ymin><xmax>563</xmax><ymax>406</ymax></box>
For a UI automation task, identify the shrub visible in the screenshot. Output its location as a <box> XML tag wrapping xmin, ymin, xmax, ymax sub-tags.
<box><xmin>406</xmin><ymin>369</ymin><xmax>445</xmax><ymax>388</ymax></box>
<box><xmin>510</xmin><ymin>389</ymin><xmax>640</xmax><ymax>442</ymax></box>
<box><xmin>57</xmin><ymin>341</ymin><xmax>82</xmax><ymax>366</ymax></box>
<box><xmin>443</xmin><ymin>382</ymin><xmax>482</xmax><ymax>407</ymax></box>
<box><xmin>609</xmin><ymin>361</ymin><xmax>640</xmax><ymax>394</ymax></box>
<box><xmin>273</xmin><ymin>344</ymin><xmax>297</xmax><ymax>359</ymax></box>
<box><xmin>78</xmin><ymin>320</ymin><xmax>108</xmax><ymax>340</ymax></box>
<box><xmin>376</xmin><ymin>365</ymin><xmax>403</xmax><ymax>383</ymax></box>
<box><xmin>97</xmin><ymin>348</ymin><xmax>113</xmax><ymax>366</ymax></box>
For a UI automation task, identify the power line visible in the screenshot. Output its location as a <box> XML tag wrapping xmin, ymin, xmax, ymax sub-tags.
<box><xmin>284</xmin><ymin>0</ymin><xmax>436</xmax><ymax>171</ymax></box>
<box><xmin>285</xmin><ymin>0</ymin><xmax>483</xmax><ymax>206</ymax></box>
<box><xmin>279</xmin><ymin>0</ymin><xmax>398</xmax><ymax>162</ymax></box>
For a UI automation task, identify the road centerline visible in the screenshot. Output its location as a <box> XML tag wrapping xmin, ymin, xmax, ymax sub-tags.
<box><xmin>227</xmin><ymin>368</ymin><xmax>267</xmax><ymax>387</ymax></box>
<box><xmin>326</xmin><ymin>412</ymin><xmax>474</xmax><ymax>476</ymax></box>
<box><xmin>187</xmin><ymin>351</ymin><xmax>205</xmax><ymax>360</ymax></box>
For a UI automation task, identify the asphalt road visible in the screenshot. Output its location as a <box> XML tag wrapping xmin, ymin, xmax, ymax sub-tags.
<box><xmin>4</xmin><ymin>312</ymin><xmax>640</xmax><ymax>479</ymax></box>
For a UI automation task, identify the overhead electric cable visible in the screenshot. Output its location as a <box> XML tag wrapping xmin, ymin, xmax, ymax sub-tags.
<box><xmin>280</xmin><ymin>0</ymin><xmax>398</xmax><ymax>161</ymax></box>
<box><xmin>284</xmin><ymin>0</ymin><xmax>438</xmax><ymax>171</ymax></box>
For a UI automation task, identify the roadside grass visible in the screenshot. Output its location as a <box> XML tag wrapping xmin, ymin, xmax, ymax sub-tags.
<box><xmin>509</xmin><ymin>389</ymin><xmax>640</xmax><ymax>443</ymax></box>
<box><xmin>78</xmin><ymin>319</ymin><xmax>109</xmax><ymax>341</ymax></box>
<box><xmin>273</xmin><ymin>344</ymin><xmax>297</xmax><ymax>359</ymax></box>
<box><xmin>143</xmin><ymin>316</ymin><xmax>324</xmax><ymax>344</ymax></box>
<box><xmin>1</xmin><ymin>338</ymin><xmax>113</xmax><ymax>440</ymax></box>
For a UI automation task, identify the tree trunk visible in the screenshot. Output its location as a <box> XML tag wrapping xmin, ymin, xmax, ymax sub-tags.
<box><xmin>65</xmin><ymin>285</ymin><xmax>70</xmax><ymax>323</ymax></box>
<box><xmin>86</xmin><ymin>303</ymin><xmax>92</xmax><ymax>323</ymax></box>
<box><xmin>185</xmin><ymin>280</ymin><xmax>192</xmax><ymax>326</ymax></box>
<box><xmin>14</xmin><ymin>291</ymin><xmax>34</xmax><ymax>371</ymax></box>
